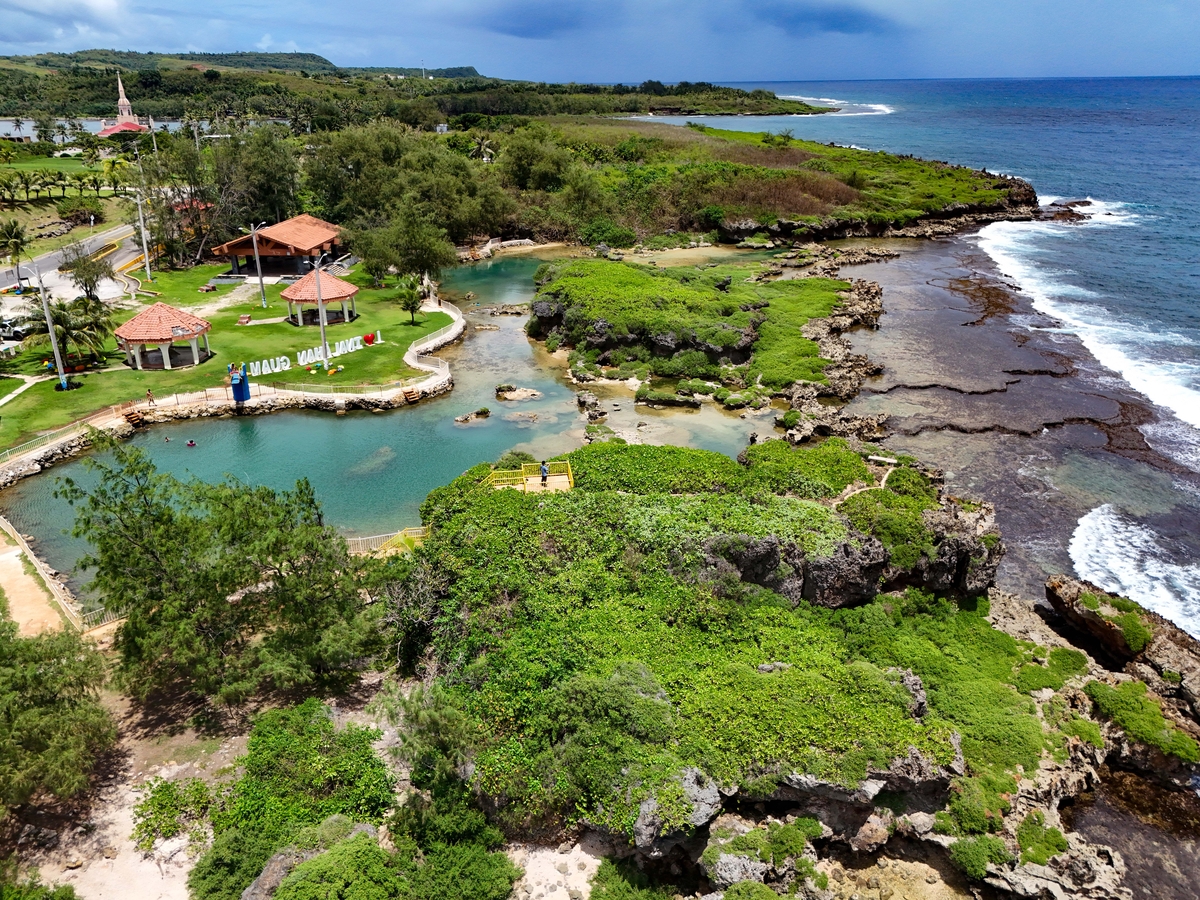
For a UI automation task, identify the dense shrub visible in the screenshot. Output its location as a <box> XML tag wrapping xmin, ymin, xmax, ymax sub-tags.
<box><xmin>742</xmin><ymin>437</ymin><xmax>871</xmax><ymax>498</ymax></box>
<box><xmin>55</xmin><ymin>196</ymin><xmax>104</xmax><ymax>226</ymax></box>
<box><xmin>839</xmin><ymin>487</ymin><xmax>935</xmax><ymax>569</ymax></box>
<box><xmin>949</xmin><ymin>835</ymin><xmax>1012</xmax><ymax>879</ymax></box>
<box><xmin>1016</xmin><ymin>810</ymin><xmax>1068</xmax><ymax>865</ymax></box>
<box><xmin>1084</xmin><ymin>681</ymin><xmax>1199</xmax><ymax>762</ymax></box>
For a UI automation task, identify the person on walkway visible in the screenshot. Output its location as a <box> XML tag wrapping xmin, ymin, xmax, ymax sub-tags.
<box><xmin>146</xmin><ymin>389</ymin><xmax>155</xmax><ymax>406</ymax></box>
<box><xmin>540</xmin><ymin>460</ymin><xmax>549</xmax><ymax>488</ymax></box>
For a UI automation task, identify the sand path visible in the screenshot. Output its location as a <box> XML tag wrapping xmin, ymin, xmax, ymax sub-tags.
<box><xmin>0</xmin><ymin>545</ymin><xmax>61</xmax><ymax>635</ymax></box>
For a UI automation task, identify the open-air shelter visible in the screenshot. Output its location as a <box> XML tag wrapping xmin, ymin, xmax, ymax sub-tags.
<box><xmin>115</xmin><ymin>303</ymin><xmax>212</xmax><ymax>370</ymax></box>
<box><xmin>280</xmin><ymin>269</ymin><xmax>360</xmax><ymax>327</ymax></box>
<box><xmin>211</xmin><ymin>214</ymin><xmax>342</xmax><ymax>276</ymax></box>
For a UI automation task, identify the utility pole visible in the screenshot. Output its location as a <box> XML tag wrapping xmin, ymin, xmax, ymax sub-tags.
<box><xmin>245</xmin><ymin>222</ymin><xmax>267</xmax><ymax>307</ymax></box>
<box><xmin>134</xmin><ymin>190</ymin><xmax>153</xmax><ymax>283</ymax></box>
<box><xmin>133</xmin><ymin>147</ymin><xmax>153</xmax><ymax>282</ymax></box>
<box><xmin>33</xmin><ymin>266</ymin><xmax>67</xmax><ymax>391</ymax></box>
<box><xmin>313</xmin><ymin>254</ymin><xmax>330</xmax><ymax>366</ymax></box>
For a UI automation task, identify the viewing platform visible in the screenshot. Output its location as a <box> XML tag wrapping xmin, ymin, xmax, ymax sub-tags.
<box><xmin>485</xmin><ymin>461</ymin><xmax>574</xmax><ymax>493</ymax></box>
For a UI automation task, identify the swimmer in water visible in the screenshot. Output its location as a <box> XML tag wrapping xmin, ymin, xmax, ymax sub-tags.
<box><xmin>186</xmin><ymin>440</ymin><xmax>196</xmax><ymax>447</ymax></box>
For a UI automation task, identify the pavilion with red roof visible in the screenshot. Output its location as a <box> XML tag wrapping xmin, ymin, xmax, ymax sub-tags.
<box><xmin>280</xmin><ymin>268</ymin><xmax>359</xmax><ymax>327</ymax></box>
<box><xmin>212</xmin><ymin>214</ymin><xmax>342</xmax><ymax>276</ymax></box>
<box><xmin>115</xmin><ymin>303</ymin><xmax>212</xmax><ymax>370</ymax></box>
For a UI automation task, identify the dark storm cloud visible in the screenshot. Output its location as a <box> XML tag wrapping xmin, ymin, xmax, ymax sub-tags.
<box><xmin>477</xmin><ymin>0</ymin><xmax>612</xmax><ymax>40</ymax></box>
<box><xmin>744</xmin><ymin>0</ymin><xmax>897</xmax><ymax>36</ymax></box>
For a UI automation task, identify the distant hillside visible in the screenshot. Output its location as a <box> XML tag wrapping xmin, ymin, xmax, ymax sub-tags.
<box><xmin>0</xmin><ymin>49</ymin><xmax>480</xmax><ymax>78</ymax></box>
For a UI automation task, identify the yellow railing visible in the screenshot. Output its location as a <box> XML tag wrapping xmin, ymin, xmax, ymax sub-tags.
<box><xmin>485</xmin><ymin>461</ymin><xmax>574</xmax><ymax>491</ymax></box>
<box><xmin>344</xmin><ymin>526</ymin><xmax>430</xmax><ymax>555</ymax></box>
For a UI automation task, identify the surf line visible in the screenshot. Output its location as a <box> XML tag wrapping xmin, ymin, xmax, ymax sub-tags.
<box><xmin>247</xmin><ymin>332</ymin><xmax>384</xmax><ymax>375</ymax></box>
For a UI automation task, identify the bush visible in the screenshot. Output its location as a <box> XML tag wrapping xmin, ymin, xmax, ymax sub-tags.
<box><xmin>0</xmin><ymin>861</ymin><xmax>77</xmax><ymax>900</ymax></box>
<box><xmin>949</xmin><ymin>835</ymin><xmax>1012</xmax><ymax>879</ymax></box>
<box><xmin>1111</xmin><ymin>612</ymin><xmax>1152</xmax><ymax>653</ymax></box>
<box><xmin>55</xmin><ymin>196</ymin><xmax>104</xmax><ymax>226</ymax></box>
<box><xmin>839</xmin><ymin>488</ymin><xmax>935</xmax><ymax>569</ymax></box>
<box><xmin>132</xmin><ymin>777</ymin><xmax>213</xmax><ymax>850</ymax></box>
<box><xmin>581</xmin><ymin>219</ymin><xmax>637</xmax><ymax>248</ymax></box>
<box><xmin>273</xmin><ymin>834</ymin><xmax>403</xmax><ymax>900</ymax></box>
<box><xmin>496</xmin><ymin>450</ymin><xmax>537</xmax><ymax>469</ymax></box>
<box><xmin>187</xmin><ymin>829</ymin><xmax>279</xmax><ymax>900</ymax></box>
<box><xmin>1014</xmin><ymin>647</ymin><xmax>1088</xmax><ymax>694</ymax></box>
<box><xmin>742</xmin><ymin>437</ymin><xmax>871</xmax><ymax>498</ymax></box>
<box><xmin>590</xmin><ymin>858</ymin><xmax>679</xmax><ymax>900</ymax></box>
<box><xmin>1084</xmin><ymin>681</ymin><xmax>1199</xmax><ymax>762</ymax></box>
<box><xmin>1016</xmin><ymin>810</ymin><xmax>1068</xmax><ymax>866</ymax></box>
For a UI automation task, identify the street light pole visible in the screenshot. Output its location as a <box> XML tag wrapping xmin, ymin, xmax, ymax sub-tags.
<box><xmin>134</xmin><ymin>190</ymin><xmax>153</xmax><ymax>283</ymax></box>
<box><xmin>312</xmin><ymin>253</ymin><xmax>330</xmax><ymax>367</ymax></box>
<box><xmin>33</xmin><ymin>265</ymin><xmax>67</xmax><ymax>391</ymax></box>
<box><xmin>248</xmin><ymin>222</ymin><xmax>267</xmax><ymax>308</ymax></box>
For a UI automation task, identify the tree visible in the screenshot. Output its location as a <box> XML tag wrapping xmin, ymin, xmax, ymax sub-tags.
<box><xmin>59</xmin><ymin>241</ymin><xmax>116</xmax><ymax>302</ymax></box>
<box><xmin>0</xmin><ymin>219</ymin><xmax>27</xmax><ymax>284</ymax></box>
<box><xmin>391</xmin><ymin>208</ymin><xmax>457</xmax><ymax>278</ymax></box>
<box><xmin>0</xmin><ymin>615</ymin><xmax>116</xmax><ymax>815</ymax></box>
<box><xmin>58</xmin><ymin>442</ymin><xmax>383</xmax><ymax>705</ymax></box>
<box><xmin>397</xmin><ymin>278</ymin><xmax>423</xmax><ymax>324</ymax></box>
<box><xmin>101</xmin><ymin>158</ymin><xmax>128</xmax><ymax>194</ymax></box>
<box><xmin>15</xmin><ymin>170</ymin><xmax>36</xmax><ymax>201</ymax></box>
<box><xmin>470</xmin><ymin>135</ymin><xmax>495</xmax><ymax>162</ymax></box>
<box><xmin>19</xmin><ymin>296</ymin><xmax>110</xmax><ymax>362</ymax></box>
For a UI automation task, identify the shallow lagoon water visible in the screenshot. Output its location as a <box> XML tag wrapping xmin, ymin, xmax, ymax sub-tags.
<box><xmin>0</xmin><ymin>254</ymin><xmax>762</xmax><ymax>591</ymax></box>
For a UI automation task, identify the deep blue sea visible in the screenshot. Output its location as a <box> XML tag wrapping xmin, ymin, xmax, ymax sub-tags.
<box><xmin>661</xmin><ymin>78</ymin><xmax>1200</xmax><ymax>625</ymax></box>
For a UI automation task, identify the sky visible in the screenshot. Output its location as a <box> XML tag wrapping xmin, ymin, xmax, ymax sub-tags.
<box><xmin>2</xmin><ymin>0</ymin><xmax>1199</xmax><ymax>81</ymax></box>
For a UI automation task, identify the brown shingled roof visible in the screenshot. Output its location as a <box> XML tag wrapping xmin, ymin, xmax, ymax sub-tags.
<box><xmin>257</xmin><ymin>215</ymin><xmax>340</xmax><ymax>253</ymax></box>
<box><xmin>115</xmin><ymin>302</ymin><xmax>211</xmax><ymax>344</ymax></box>
<box><xmin>211</xmin><ymin>214</ymin><xmax>342</xmax><ymax>258</ymax></box>
<box><xmin>280</xmin><ymin>269</ymin><xmax>359</xmax><ymax>303</ymax></box>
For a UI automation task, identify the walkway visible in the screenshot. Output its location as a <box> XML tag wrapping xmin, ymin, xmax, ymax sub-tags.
<box><xmin>485</xmin><ymin>461</ymin><xmax>575</xmax><ymax>493</ymax></box>
<box><xmin>0</xmin><ymin>543</ymin><xmax>61</xmax><ymax>635</ymax></box>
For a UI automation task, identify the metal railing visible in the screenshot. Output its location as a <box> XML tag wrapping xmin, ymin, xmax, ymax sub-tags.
<box><xmin>0</xmin><ymin>403</ymin><xmax>131</xmax><ymax>468</ymax></box>
<box><xmin>485</xmin><ymin>461</ymin><xmax>574</xmax><ymax>491</ymax></box>
<box><xmin>345</xmin><ymin>526</ymin><xmax>429</xmax><ymax>555</ymax></box>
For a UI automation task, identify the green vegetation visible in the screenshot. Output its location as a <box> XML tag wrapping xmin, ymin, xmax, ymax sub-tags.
<box><xmin>1084</xmin><ymin>681</ymin><xmax>1200</xmax><ymax>762</ymax></box>
<box><xmin>382</xmin><ymin>443</ymin><xmax>1064</xmax><ymax>843</ymax></box>
<box><xmin>590</xmin><ymin>859</ymin><xmax>680</xmax><ymax>900</ymax></box>
<box><xmin>0</xmin><ymin>611</ymin><xmax>115</xmax><ymax>816</ymax></box>
<box><xmin>839</xmin><ymin>480</ymin><xmax>936</xmax><ymax>570</ymax></box>
<box><xmin>742</xmin><ymin>437</ymin><xmax>871</xmax><ymax>498</ymax></box>
<box><xmin>1016</xmin><ymin>810</ymin><xmax>1068</xmax><ymax>866</ymax></box>
<box><xmin>1075</xmin><ymin>590</ymin><xmax>1154</xmax><ymax>653</ymax></box>
<box><xmin>60</xmin><ymin>440</ymin><xmax>383</xmax><ymax>704</ymax></box>
<box><xmin>701</xmin><ymin>820</ymin><xmax>823</xmax><ymax>874</ymax></box>
<box><xmin>529</xmin><ymin>259</ymin><xmax>843</xmax><ymax>391</ymax></box>
<box><xmin>1014</xmin><ymin>648</ymin><xmax>1089</xmax><ymax>694</ymax></box>
<box><xmin>0</xmin><ymin>860</ymin><xmax>77</xmax><ymax>900</ymax></box>
<box><xmin>948</xmin><ymin>835</ymin><xmax>1012</xmax><ymax>880</ymax></box>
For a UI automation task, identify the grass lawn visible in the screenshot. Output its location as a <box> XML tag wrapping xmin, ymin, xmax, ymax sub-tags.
<box><xmin>140</xmin><ymin>263</ymin><xmax>238</xmax><ymax>304</ymax></box>
<box><xmin>0</xmin><ymin>376</ymin><xmax>24</xmax><ymax>402</ymax></box>
<box><xmin>3</xmin><ymin>157</ymin><xmax>93</xmax><ymax>173</ymax></box>
<box><xmin>1</xmin><ymin>194</ymin><xmax>129</xmax><ymax>260</ymax></box>
<box><xmin>0</xmin><ymin>268</ymin><xmax>454</xmax><ymax>449</ymax></box>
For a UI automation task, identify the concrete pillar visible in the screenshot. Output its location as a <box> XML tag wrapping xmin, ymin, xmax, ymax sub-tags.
<box><xmin>132</xmin><ymin>344</ymin><xmax>143</xmax><ymax>370</ymax></box>
<box><xmin>159</xmin><ymin>342</ymin><xmax>172</xmax><ymax>370</ymax></box>
<box><xmin>351</xmin><ymin>297</ymin><xmax>357</xmax><ymax>319</ymax></box>
<box><xmin>287</xmin><ymin>301</ymin><xmax>294</xmax><ymax>323</ymax></box>
<box><xmin>232</xmin><ymin>256</ymin><xmax>240</xmax><ymax>275</ymax></box>
<box><xmin>340</xmin><ymin>301</ymin><xmax>348</xmax><ymax>322</ymax></box>
<box><xmin>190</xmin><ymin>337</ymin><xmax>200</xmax><ymax>366</ymax></box>
<box><xmin>203</xmin><ymin>333</ymin><xmax>210</xmax><ymax>353</ymax></box>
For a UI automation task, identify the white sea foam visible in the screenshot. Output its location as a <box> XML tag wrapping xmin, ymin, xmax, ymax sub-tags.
<box><xmin>780</xmin><ymin>95</ymin><xmax>895</xmax><ymax>116</ymax></box>
<box><xmin>1069</xmin><ymin>505</ymin><xmax>1200</xmax><ymax>637</ymax></box>
<box><xmin>973</xmin><ymin>206</ymin><xmax>1200</xmax><ymax>432</ymax></box>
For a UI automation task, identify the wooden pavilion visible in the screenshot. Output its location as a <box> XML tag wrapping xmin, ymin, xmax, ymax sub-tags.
<box><xmin>280</xmin><ymin>268</ymin><xmax>360</xmax><ymax>326</ymax></box>
<box><xmin>115</xmin><ymin>303</ymin><xmax>212</xmax><ymax>370</ymax></box>
<box><xmin>211</xmin><ymin>214</ymin><xmax>342</xmax><ymax>275</ymax></box>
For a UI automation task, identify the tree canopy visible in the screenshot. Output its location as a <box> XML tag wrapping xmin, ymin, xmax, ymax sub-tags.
<box><xmin>58</xmin><ymin>440</ymin><xmax>382</xmax><ymax>704</ymax></box>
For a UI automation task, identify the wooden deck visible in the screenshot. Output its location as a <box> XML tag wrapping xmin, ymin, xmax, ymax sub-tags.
<box><xmin>485</xmin><ymin>461</ymin><xmax>574</xmax><ymax>493</ymax></box>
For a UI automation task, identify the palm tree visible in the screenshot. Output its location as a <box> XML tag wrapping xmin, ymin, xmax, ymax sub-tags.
<box><xmin>0</xmin><ymin>145</ymin><xmax>16</xmax><ymax>164</ymax></box>
<box><xmin>40</xmin><ymin>170</ymin><xmax>68</xmax><ymax>198</ymax></box>
<box><xmin>11</xmin><ymin>118</ymin><xmax>23</xmax><ymax>138</ymax></box>
<box><xmin>69</xmin><ymin>172</ymin><xmax>88</xmax><ymax>196</ymax></box>
<box><xmin>102</xmin><ymin>158</ymin><xmax>129</xmax><ymax>194</ymax></box>
<box><xmin>471</xmin><ymin>135</ymin><xmax>495</xmax><ymax>162</ymax></box>
<box><xmin>0</xmin><ymin>219</ymin><xmax>29</xmax><ymax>286</ymax></box>
<box><xmin>396</xmin><ymin>277</ymin><xmax>422</xmax><ymax>324</ymax></box>
<box><xmin>14</xmin><ymin>171</ymin><xmax>36</xmax><ymax>201</ymax></box>
<box><xmin>19</xmin><ymin>295</ymin><xmax>115</xmax><ymax>363</ymax></box>
<box><xmin>55</xmin><ymin>124</ymin><xmax>69</xmax><ymax>146</ymax></box>
<box><xmin>0</xmin><ymin>173</ymin><xmax>16</xmax><ymax>206</ymax></box>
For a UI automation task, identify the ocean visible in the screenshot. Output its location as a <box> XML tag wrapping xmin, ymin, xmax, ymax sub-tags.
<box><xmin>661</xmin><ymin>78</ymin><xmax>1200</xmax><ymax>631</ymax></box>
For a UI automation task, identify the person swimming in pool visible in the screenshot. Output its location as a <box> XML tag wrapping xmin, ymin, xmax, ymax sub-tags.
<box><xmin>186</xmin><ymin>440</ymin><xmax>196</xmax><ymax>447</ymax></box>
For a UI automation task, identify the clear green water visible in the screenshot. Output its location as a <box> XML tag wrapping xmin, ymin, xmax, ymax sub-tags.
<box><xmin>0</xmin><ymin>255</ymin><xmax>763</xmax><ymax>592</ymax></box>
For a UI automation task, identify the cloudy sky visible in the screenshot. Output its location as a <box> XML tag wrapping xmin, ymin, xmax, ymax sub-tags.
<box><xmin>2</xmin><ymin>0</ymin><xmax>1198</xmax><ymax>81</ymax></box>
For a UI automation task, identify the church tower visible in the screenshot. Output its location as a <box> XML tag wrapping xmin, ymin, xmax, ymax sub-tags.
<box><xmin>116</xmin><ymin>74</ymin><xmax>135</xmax><ymax>123</ymax></box>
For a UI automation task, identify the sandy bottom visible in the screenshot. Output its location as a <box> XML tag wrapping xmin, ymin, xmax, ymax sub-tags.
<box><xmin>0</xmin><ymin>544</ymin><xmax>61</xmax><ymax>635</ymax></box>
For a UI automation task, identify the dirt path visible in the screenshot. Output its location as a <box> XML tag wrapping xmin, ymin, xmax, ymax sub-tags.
<box><xmin>0</xmin><ymin>545</ymin><xmax>61</xmax><ymax>635</ymax></box>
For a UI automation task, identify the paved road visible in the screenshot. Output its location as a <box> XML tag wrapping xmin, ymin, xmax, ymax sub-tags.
<box><xmin>0</xmin><ymin>224</ymin><xmax>135</xmax><ymax>290</ymax></box>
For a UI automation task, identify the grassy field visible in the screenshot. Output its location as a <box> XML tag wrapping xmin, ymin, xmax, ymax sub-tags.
<box><xmin>0</xmin><ymin>269</ymin><xmax>452</xmax><ymax>449</ymax></box>
<box><xmin>3</xmin><ymin>156</ymin><xmax>92</xmax><ymax>173</ymax></box>
<box><xmin>0</xmin><ymin>192</ymin><xmax>129</xmax><ymax>260</ymax></box>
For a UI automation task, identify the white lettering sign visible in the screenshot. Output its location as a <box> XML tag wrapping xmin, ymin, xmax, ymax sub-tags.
<box><xmin>297</xmin><ymin>335</ymin><xmax>369</xmax><ymax>367</ymax></box>
<box><xmin>248</xmin><ymin>356</ymin><xmax>292</xmax><ymax>377</ymax></box>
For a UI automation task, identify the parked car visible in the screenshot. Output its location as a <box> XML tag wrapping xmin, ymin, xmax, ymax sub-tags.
<box><xmin>0</xmin><ymin>320</ymin><xmax>30</xmax><ymax>341</ymax></box>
